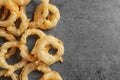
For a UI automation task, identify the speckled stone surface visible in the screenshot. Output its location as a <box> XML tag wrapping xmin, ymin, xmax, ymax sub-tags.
<box><xmin>45</xmin><ymin>0</ymin><xmax>120</xmax><ymax>80</ymax></box>
<box><xmin>2</xmin><ymin>0</ymin><xmax>120</xmax><ymax>80</ymax></box>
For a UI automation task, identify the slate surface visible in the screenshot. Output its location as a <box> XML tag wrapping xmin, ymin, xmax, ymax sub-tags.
<box><xmin>1</xmin><ymin>0</ymin><xmax>120</xmax><ymax>80</ymax></box>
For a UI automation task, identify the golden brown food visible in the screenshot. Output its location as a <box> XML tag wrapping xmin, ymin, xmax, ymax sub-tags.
<box><xmin>0</xmin><ymin>41</ymin><xmax>27</xmax><ymax>75</ymax></box>
<box><xmin>20</xmin><ymin>61</ymin><xmax>51</xmax><ymax>80</ymax></box>
<box><xmin>0</xmin><ymin>0</ymin><xmax>64</xmax><ymax>80</ymax></box>
<box><xmin>20</xmin><ymin>29</ymin><xmax>46</xmax><ymax>61</ymax></box>
<box><xmin>21</xmin><ymin>29</ymin><xmax>46</xmax><ymax>44</ymax></box>
<box><xmin>36</xmin><ymin>35</ymin><xmax>64</xmax><ymax>65</ymax></box>
<box><xmin>0</xmin><ymin>0</ymin><xmax>19</xmax><ymax>27</ymax></box>
<box><xmin>12</xmin><ymin>0</ymin><xmax>31</xmax><ymax>6</ymax></box>
<box><xmin>0</xmin><ymin>28</ymin><xmax>16</xmax><ymax>58</ymax></box>
<box><xmin>30</xmin><ymin>1</ymin><xmax>60</xmax><ymax>29</ymax></box>
<box><xmin>7</xmin><ymin>7</ymin><xmax>29</xmax><ymax>36</ymax></box>
<box><xmin>0</xmin><ymin>70</ymin><xmax>18</xmax><ymax>80</ymax></box>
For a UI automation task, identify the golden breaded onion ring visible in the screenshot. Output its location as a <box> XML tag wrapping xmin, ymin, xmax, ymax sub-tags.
<box><xmin>20</xmin><ymin>61</ymin><xmax>51</xmax><ymax>80</ymax></box>
<box><xmin>40</xmin><ymin>71</ymin><xmax>62</xmax><ymax>80</ymax></box>
<box><xmin>7</xmin><ymin>7</ymin><xmax>29</xmax><ymax>36</ymax></box>
<box><xmin>0</xmin><ymin>28</ymin><xmax>16</xmax><ymax>59</ymax></box>
<box><xmin>30</xmin><ymin>3</ymin><xmax>60</xmax><ymax>30</ymax></box>
<box><xmin>0</xmin><ymin>0</ymin><xmax>19</xmax><ymax>27</ymax></box>
<box><xmin>36</xmin><ymin>35</ymin><xmax>64</xmax><ymax>65</ymax></box>
<box><xmin>12</xmin><ymin>0</ymin><xmax>31</xmax><ymax>6</ymax></box>
<box><xmin>20</xmin><ymin>29</ymin><xmax>46</xmax><ymax>60</ymax></box>
<box><xmin>0</xmin><ymin>70</ymin><xmax>18</xmax><ymax>80</ymax></box>
<box><xmin>0</xmin><ymin>41</ymin><xmax>27</xmax><ymax>75</ymax></box>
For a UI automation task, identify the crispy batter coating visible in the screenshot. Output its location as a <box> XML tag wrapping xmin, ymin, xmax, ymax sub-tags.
<box><xmin>30</xmin><ymin>1</ymin><xmax>60</xmax><ymax>29</ymax></box>
<box><xmin>12</xmin><ymin>0</ymin><xmax>31</xmax><ymax>6</ymax></box>
<box><xmin>0</xmin><ymin>0</ymin><xmax>19</xmax><ymax>27</ymax></box>
<box><xmin>0</xmin><ymin>41</ymin><xmax>27</xmax><ymax>75</ymax></box>
<box><xmin>20</xmin><ymin>61</ymin><xmax>51</xmax><ymax>80</ymax></box>
<box><xmin>0</xmin><ymin>28</ymin><xmax>16</xmax><ymax>58</ymax></box>
<box><xmin>0</xmin><ymin>0</ymin><xmax>64</xmax><ymax>80</ymax></box>
<box><xmin>36</xmin><ymin>35</ymin><xmax>64</xmax><ymax>65</ymax></box>
<box><xmin>7</xmin><ymin>7</ymin><xmax>29</xmax><ymax>36</ymax></box>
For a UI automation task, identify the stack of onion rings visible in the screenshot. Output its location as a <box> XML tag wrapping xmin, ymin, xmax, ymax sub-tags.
<box><xmin>0</xmin><ymin>0</ymin><xmax>64</xmax><ymax>80</ymax></box>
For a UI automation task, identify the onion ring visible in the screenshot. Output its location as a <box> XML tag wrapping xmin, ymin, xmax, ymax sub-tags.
<box><xmin>30</xmin><ymin>3</ymin><xmax>60</xmax><ymax>30</ymax></box>
<box><xmin>0</xmin><ymin>70</ymin><xmax>18</xmax><ymax>80</ymax></box>
<box><xmin>0</xmin><ymin>28</ymin><xmax>16</xmax><ymax>59</ymax></box>
<box><xmin>40</xmin><ymin>71</ymin><xmax>62</xmax><ymax>80</ymax></box>
<box><xmin>20</xmin><ymin>61</ymin><xmax>51</xmax><ymax>80</ymax></box>
<box><xmin>7</xmin><ymin>7</ymin><xmax>29</xmax><ymax>36</ymax></box>
<box><xmin>0</xmin><ymin>0</ymin><xmax>19</xmax><ymax>27</ymax></box>
<box><xmin>0</xmin><ymin>41</ymin><xmax>27</xmax><ymax>75</ymax></box>
<box><xmin>12</xmin><ymin>0</ymin><xmax>31</xmax><ymax>6</ymax></box>
<box><xmin>36</xmin><ymin>35</ymin><xmax>64</xmax><ymax>65</ymax></box>
<box><xmin>20</xmin><ymin>29</ymin><xmax>46</xmax><ymax>59</ymax></box>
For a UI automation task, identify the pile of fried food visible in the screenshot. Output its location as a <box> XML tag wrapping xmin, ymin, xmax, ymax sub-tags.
<box><xmin>0</xmin><ymin>0</ymin><xmax>64</xmax><ymax>80</ymax></box>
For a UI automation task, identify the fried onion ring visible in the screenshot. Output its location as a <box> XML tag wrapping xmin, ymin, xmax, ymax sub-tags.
<box><xmin>30</xmin><ymin>3</ymin><xmax>60</xmax><ymax>30</ymax></box>
<box><xmin>20</xmin><ymin>61</ymin><xmax>51</xmax><ymax>80</ymax></box>
<box><xmin>20</xmin><ymin>29</ymin><xmax>46</xmax><ymax>59</ymax></box>
<box><xmin>0</xmin><ymin>28</ymin><xmax>16</xmax><ymax>59</ymax></box>
<box><xmin>40</xmin><ymin>71</ymin><xmax>62</xmax><ymax>80</ymax></box>
<box><xmin>0</xmin><ymin>41</ymin><xmax>27</xmax><ymax>75</ymax></box>
<box><xmin>12</xmin><ymin>0</ymin><xmax>31</xmax><ymax>6</ymax></box>
<box><xmin>0</xmin><ymin>0</ymin><xmax>19</xmax><ymax>27</ymax></box>
<box><xmin>7</xmin><ymin>7</ymin><xmax>29</xmax><ymax>36</ymax></box>
<box><xmin>0</xmin><ymin>70</ymin><xmax>18</xmax><ymax>80</ymax></box>
<box><xmin>36</xmin><ymin>35</ymin><xmax>64</xmax><ymax>65</ymax></box>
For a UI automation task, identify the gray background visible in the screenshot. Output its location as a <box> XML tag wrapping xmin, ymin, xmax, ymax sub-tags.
<box><xmin>2</xmin><ymin>0</ymin><xmax>120</xmax><ymax>80</ymax></box>
<box><xmin>44</xmin><ymin>0</ymin><xmax>120</xmax><ymax>80</ymax></box>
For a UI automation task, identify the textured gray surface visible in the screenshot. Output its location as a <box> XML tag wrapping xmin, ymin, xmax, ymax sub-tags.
<box><xmin>2</xmin><ymin>0</ymin><xmax>120</xmax><ymax>80</ymax></box>
<box><xmin>45</xmin><ymin>0</ymin><xmax>120</xmax><ymax>80</ymax></box>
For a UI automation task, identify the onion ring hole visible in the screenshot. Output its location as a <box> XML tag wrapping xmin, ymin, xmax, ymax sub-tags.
<box><xmin>26</xmin><ymin>35</ymin><xmax>39</xmax><ymax>53</ymax></box>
